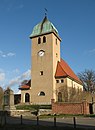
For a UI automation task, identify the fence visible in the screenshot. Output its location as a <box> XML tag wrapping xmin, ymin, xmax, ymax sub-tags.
<box><xmin>0</xmin><ymin>113</ymin><xmax>95</xmax><ymax>129</ymax></box>
<box><xmin>0</xmin><ymin>113</ymin><xmax>77</xmax><ymax>128</ymax></box>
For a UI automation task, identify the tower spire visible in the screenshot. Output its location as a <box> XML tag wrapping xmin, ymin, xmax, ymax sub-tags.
<box><xmin>44</xmin><ymin>8</ymin><xmax>48</xmax><ymax>17</ymax></box>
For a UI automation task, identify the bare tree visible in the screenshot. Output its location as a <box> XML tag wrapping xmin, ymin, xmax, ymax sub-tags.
<box><xmin>58</xmin><ymin>86</ymin><xmax>68</xmax><ymax>102</ymax></box>
<box><xmin>56</xmin><ymin>85</ymin><xmax>84</xmax><ymax>102</ymax></box>
<box><xmin>68</xmin><ymin>87</ymin><xmax>84</xmax><ymax>102</ymax></box>
<box><xmin>20</xmin><ymin>80</ymin><xmax>29</xmax><ymax>86</ymax></box>
<box><xmin>0</xmin><ymin>87</ymin><xmax>4</xmax><ymax>109</ymax></box>
<box><xmin>78</xmin><ymin>69</ymin><xmax>95</xmax><ymax>92</ymax></box>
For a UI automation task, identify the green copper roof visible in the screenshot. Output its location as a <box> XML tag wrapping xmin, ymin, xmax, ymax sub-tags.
<box><xmin>30</xmin><ymin>16</ymin><xmax>58</xmax><ymax>38</ymax></box>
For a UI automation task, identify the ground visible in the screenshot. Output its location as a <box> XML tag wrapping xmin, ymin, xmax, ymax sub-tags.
<box><xmin>1</xmin><ymin>115</ymin><xmax>95</xmax><ymax>130</ymax></box>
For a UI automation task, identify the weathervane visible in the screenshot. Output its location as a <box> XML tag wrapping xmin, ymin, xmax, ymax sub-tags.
<box><xmin>44</xmin><ymin>8</ymin><xmax>48</xmax><ymax>17</ymax></box>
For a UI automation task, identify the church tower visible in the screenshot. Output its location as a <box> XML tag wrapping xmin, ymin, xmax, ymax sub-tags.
<box><xmin>19</xmin><ymin>16</ymin><xmax>83</xmax><ymax>104</ymax></box>
<box><xmin>30</xmin><ymin>16</ymin><xmax>61</xmax><ymax>104</ymax></box>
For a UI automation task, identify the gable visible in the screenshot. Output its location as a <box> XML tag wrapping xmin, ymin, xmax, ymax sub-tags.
<box><xmin>55</xmin><ymin>58</ymin><xmax>82</xmax><ymax>84</ymax></box>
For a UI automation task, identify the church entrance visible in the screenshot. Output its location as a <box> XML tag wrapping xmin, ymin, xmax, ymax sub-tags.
<box><xmin>89</xmin><ymin>103</ymin><xmax>93</xmax><ymax>114</ymax></box>
<box><xmin>25</xmin><ymin>93</ymin><xmax>30</xmax><ymax>102</ymax></box>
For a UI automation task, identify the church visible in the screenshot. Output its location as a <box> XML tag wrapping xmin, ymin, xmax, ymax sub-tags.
<box><xmin>19</xmin><ymin>16</ymin><xmax>83</xmax><ymax>104</ymax></box>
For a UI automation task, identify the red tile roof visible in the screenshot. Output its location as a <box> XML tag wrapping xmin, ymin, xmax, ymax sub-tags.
<box><xmin>19</xmin><ymin>79</ymin><xmax>31</xmax><ymax>90</ymax></box>
<box><xmin>19</xmin><ymin>85</ymin><xmax>30</xmax><ymax>90</ymax></box>
<box><xmin>55</xmin><ymin>58</ymin><xmax>82</xmax><ymax>84</ymax></box>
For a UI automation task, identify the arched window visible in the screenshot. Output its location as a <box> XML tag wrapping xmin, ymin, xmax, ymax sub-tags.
<box><xmin>38</xmin><ymin>37</ymin><xmax>41</xmax><ymax>44</ymax></box>
<box><xmin>25</xmin><ymin>93</ymin><xmax>30</xmax><ymax>102</ymax></box>
<box><xmin>61</xmin><ymin>79</ymin><xmax>64</xmax><ymax>83</ymax></box>
<box><xmin>58</xmin><ymin>92</ymin><xmax>62</xmax><ymax>102</ymax></box>
<box><xmin>43</xmin><ymin>36</ymin><xmax>46</xmax><ymax>43</ymax></box>
<box><xmin>38</xmin><ymin>91</ymin><xmax>45</xmax><ymax>96</ymax></box>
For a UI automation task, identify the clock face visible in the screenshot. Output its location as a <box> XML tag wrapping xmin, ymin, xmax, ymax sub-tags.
<box><xmin>38</xmin><ymin>50</ymin><xmax>45</xmax><ymax>57</ymax></box>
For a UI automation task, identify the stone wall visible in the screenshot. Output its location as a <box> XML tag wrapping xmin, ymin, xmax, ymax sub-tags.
<box><xmin>39</xmin><ymin>109</ymin><xmax>52</xmax><ymax>115</ymax></box>
<box><xmin>6</xmin><ymin>109</ymin><xmax>52</xmax><ymax>117</ymax></box>
<box><xmin>7</xmin><ymin>110</ymin><xmax>33</xmax><ymax>117</ymax></box>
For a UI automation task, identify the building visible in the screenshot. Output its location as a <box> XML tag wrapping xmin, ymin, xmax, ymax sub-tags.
<box><xmin>19</xmin><ymin>16</ymin><xmax>83</xmax><ymax>104</ymax></box>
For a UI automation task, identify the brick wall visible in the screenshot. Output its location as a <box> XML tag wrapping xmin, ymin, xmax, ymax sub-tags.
<box><xmin>51</xmin><ymin>99</ymin><xmax>89</xmax><ymax>115</ymax></box>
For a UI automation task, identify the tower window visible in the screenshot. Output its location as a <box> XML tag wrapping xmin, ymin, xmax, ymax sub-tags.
<box><xmin>40</xmin><ymin>71</ymin><xmax>43</xmax><ymax>75</ymax></box>
<box><xmin>38</xmin><ymin>37</ymin><xmax>41</xmax><ymax>44</ymax></box>
<box><xmin>56</xmin><ymin>53</ymin><xmax>58</xmax><ymax>57</ymax></box>
<box><xmin>56</xmin><ymin>80</ymin><xmax>59</xmax><ymax>83</ymax></box>
<box><xmin>38</xmin><ymin>91</ymin><xmax>45</xmax><ymax>96</ymax></box>
<box><xmin>61</xmin><ymin>79</ymin><xmax>64</xmax><ymax>83</ymax></box>
<box><xmin>56</xmin><ymin>39</ymin><xmax>57</xmax><ymax>45</ymax></box>
<box><xmin>43</xmin><ymin>36</ymin><xmax>46</xmax><ymax>43</ymax></box>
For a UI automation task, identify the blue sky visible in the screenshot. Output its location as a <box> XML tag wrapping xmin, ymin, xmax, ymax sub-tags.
<box><xmin>0</xmin><ymin>0</ymin><xmax>95</xmax><ymax>93</ymax></box>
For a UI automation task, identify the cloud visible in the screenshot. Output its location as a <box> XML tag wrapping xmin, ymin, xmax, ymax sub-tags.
<box><xmin>8</xmin><ymin>77</ymin><xmax>21</xmax><ymax>87</ymax></box>
<box><xmin>20</xmin><ymin>70</ymin><xmax>31</xmax><ymax>79</ymax></box>
<box><xmin>2</xmin><ymin>0</ymin><xmax>24</xmax><ymax>11</ymax></box>
<box><xmin>7</xmin><ymin>52</ymin><xmax>15</xmax><ymax>57</ymax></box>
<box><xmin>89</xmin><ymin>49</ymin><xmax>95</xmax><ymax>53</ymax></box>
<box><xmin>17</xmin><ymin>4</ymin><xmax>24</xmax><ymax>9</ymax></box>
<box><xmin>0</xmin><ymin>72</ymin><xmax>5</xmax><ymax>82</ymax></box>
<box><xmin>0</xmin><ymin>51</ymin><xmax>3</xmax><ymax>54</ymax></box>
<box><xmin>8</xmin><ymin>69</ymin><xmax>31</xmax><ymax>87</ymax></box>
<box><xmin>12</xmin><ymin>69</ymin><xmax>20</xmax><ymax>74</ymax></box>
<box><xmin>84</xmin><ymin>48</ymin><xmax>95</xmax><ymax>55</ymax></box>
<box><xmin>0</xmin><ymin>69</ymin><xmax>6</xmax><ymax>88</ymax></box>
<box><xmin>0</xmin><ymin>50</ymin><xmax>15</xmax><ymax>58</ymax></box>
<box><xmin>0</xmin><ymin>69</ymin><xmax>4</xmax><ymax>72</ymax></box>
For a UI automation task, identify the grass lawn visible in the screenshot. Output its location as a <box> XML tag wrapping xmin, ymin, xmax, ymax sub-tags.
<box><xmin>16</xmin><ymin>104</ymin><xmax>52</xmax><ymax>110</ymax></box>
